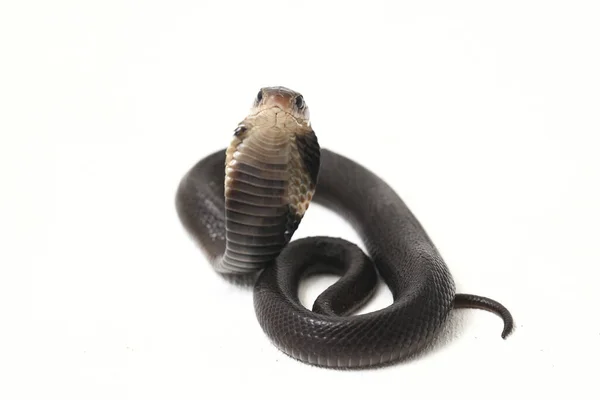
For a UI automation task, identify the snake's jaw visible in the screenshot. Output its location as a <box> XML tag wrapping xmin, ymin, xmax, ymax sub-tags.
<box><xmin>217</xmin><ymin>87</ymin><xmax>320</xmax><ymax>274</ymax></box>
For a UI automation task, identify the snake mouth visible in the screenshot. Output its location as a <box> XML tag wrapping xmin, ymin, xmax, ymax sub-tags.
<box><xmin>250</xmin><ymin>106</ymin><xmax>293</xmax><ymax>118</ymax></box>
<box><xmin>247</xmin><ymin>107</ymin><xmax>308</xmax><ymax>129</ymax></box>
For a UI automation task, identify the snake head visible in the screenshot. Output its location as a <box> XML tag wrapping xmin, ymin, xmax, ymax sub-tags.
<box><xmin>250</xmin><ymin>86</ymin><xmax>311</xmax><ymax>126</ymax></box>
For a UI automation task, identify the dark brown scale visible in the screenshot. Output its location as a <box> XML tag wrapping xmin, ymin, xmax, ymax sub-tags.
<box><xmin>226</xmin><ymin>220</ymin><xmax>288</xmax><ymax>237</ymax></box>
<box><xmin>295</xmin><ymin>132</ymin><xmax>321</xmax><ymax>184</ymax></box>
<box><xmin>236</xmin><ymin>145</ymin><xmax>289</xmax><ymax>163</ymax></box>
<box><xmin>233</xmin><ymin>152</ymin><xmax>289</xmax><ymax>171</ymax></box>
<box><xmin>226</xmin><ymin>241</ymin><xmax>284</xmax><ymax>256</ymax></box>
<box><xmin>229</xmin><ymin>162</ymin><xmax>288</xmax><ymax>181</ymax></box>
<box><xmin>284</xmin><ymin>207</ymin><xmax>303</xmax><ymax>244</ymax></box>
<box><xmin>225</xmin><ymin>231</ymin><xmax>286</xmax><ymax>247</ymax></box>
<box><xmin>221</xmin><ymin>256</ymin><xmax>266</xmax><ymax>272</ymax></box>
<box><xmin>224</xmin><ymin>249</ymin><xmax>281</xmax><ymax>263</ymax></box>
<box><xmin>225</xmin><ymin>199</ymin><xmax>288</xmax><ymax>218</ymax></box>
<box><xmin>226</xmin><ymin>170</ymin><xmax>286</xmax><ymax>189</ymax></box>
<box><xmin>225</xmin><ymin>189</ymin><xmax>285</xmax><ymax>207</ymax></box>
<box><xmin>225</xmin><ymin>210</ymin><xmax>288</xmax><ymax>227</ymax></box>
<box><xmin>226</xmin><ymin>181</ymin><xmax>286</xmax><ymax>198</ymax></box>
<box><xmin>244</xmin><ymin>139</ymin><xmax>287</xmax><ymax>153</ymax></box>
<box><xmin>240</xmin><ymin>142</ymin><xmax>287</xmax><ymax>157</ymax></box>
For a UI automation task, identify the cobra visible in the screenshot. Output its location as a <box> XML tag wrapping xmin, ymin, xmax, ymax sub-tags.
<box><xmin>175</xmin><ymin>86</ymin><xmax>513</xmax><ymax>368</ymax></box>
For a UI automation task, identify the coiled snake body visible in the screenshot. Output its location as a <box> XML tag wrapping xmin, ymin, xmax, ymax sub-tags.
<box><xmin>175</xmin><ymin>86</ymin><xmax>513</xmax><ymax>368</ymax></box>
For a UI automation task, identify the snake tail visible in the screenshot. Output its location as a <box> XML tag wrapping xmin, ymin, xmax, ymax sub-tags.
<box><xmin>453</xmin><ymin>293</ymin><xmax>514</xmax><ymax>338</ymax></box>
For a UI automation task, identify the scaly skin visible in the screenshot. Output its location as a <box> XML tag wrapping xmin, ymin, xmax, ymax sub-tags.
<box><xmin>175</xmin><ymin>86</ymin><xmax>514</xmax><ymax>368</ymax></box>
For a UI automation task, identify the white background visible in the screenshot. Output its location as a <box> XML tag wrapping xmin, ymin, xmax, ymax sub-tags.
<box><xmin>1</xmin><ymin>1</ymin><xmax>599</xmax><ymax>399</ymax></box>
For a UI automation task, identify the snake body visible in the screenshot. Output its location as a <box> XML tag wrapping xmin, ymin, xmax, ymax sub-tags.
<box><xmin>175</xmin><ymin>86</ymin><xmax>513</xmax><ymax>368</ymax></box>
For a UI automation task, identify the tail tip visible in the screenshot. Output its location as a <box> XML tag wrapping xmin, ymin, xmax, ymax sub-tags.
<box><xmin>500</xmin><ymin>320</ymin><xmax>514</xmax><ymax>339</ymax></box>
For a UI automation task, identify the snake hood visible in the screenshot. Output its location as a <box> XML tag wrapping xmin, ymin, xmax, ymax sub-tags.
<box><xmin>220</xmin><ymin>86</ymin><xmax>321</xmax><ymax>274</ymax></box>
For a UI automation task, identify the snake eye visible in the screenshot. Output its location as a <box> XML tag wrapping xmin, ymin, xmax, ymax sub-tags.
<box><xmin>295</xmin><ymin>95</ymin><xmax>304</xmax><ymax>109</ymax></box>
<box><xmin>256</xmin><ymin>90</ymin><xmax>263</xmax><ymax>103</ymax></box>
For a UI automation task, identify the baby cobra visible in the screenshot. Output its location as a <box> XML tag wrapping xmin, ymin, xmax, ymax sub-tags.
<box><xmin>175</xmin><ymin>86</ymin><xmax>513</xmax><ymax>368</ymax></box>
